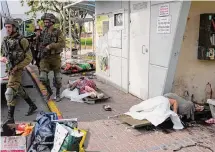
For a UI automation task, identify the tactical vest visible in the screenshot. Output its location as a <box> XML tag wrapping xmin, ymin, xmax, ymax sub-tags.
<box><xmin>4</xmin><ymin>34</ymin><xmax>27</xmax><ymax>67</ymax></box>
<box><xmin>40</xmin><ymin>28</ymin><xmax>62</xmax><ymax>56</ymax></box>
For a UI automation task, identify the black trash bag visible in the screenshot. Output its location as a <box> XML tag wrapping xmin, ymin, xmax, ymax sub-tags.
<box><xmin>28</xmin><ymin>111</ymin><xmax>58</xmax><ymax>152</ymax></box>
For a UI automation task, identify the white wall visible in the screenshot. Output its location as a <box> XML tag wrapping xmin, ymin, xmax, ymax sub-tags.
<box><xmin>149</xmin><ymin>1</ymin><xmax>191</xmax><ymax>98</ymax></box>
<box><xmin>95</xmin><ymin>1</ymin><xmax>129</xmax><ymax>92</ymax></box>
<box><xmin>95</xmin><ymin>1</ymin><xmax>191</xmax><ymax>99</ymax></box>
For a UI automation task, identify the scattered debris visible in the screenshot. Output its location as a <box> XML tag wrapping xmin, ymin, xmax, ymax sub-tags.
<box><xmin>103</xmin><ymin>105</ymin><xmax>112</xmax><ymax>111</ymax></box>
<box><xmin>108</xmin><ymin>114</ymin><xmax>121</xmax><ymax>119</ymax></box>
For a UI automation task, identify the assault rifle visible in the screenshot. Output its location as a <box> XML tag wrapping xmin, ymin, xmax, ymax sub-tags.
<box><xmin>2</xmin><ymin>40</ymin><xmax>14</xmax><ymax>71</ymax></box>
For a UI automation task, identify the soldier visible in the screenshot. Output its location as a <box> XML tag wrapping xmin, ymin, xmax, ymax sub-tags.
<box><xmin>33</xmin><ymin>25</ymin><xmax>42</xmax><ymax>71</ymax></box>
<box><xmin>1</xmin><ymin>18</ymin><xmax>37</xmax><ymax>124</ymax></box>
<box><xmin>39</xmin><ymin>13</ymin><xmax>65</xmax><ymax>102</ymax></box>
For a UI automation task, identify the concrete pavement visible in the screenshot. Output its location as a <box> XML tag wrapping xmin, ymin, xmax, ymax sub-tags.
<box><xmin>1</xmin><ymin>70</ymin><xmax>50</xmax><ymax>124</ymax></box>
<box><xmin>28</xmin><ymin>65</ymin><xmax>215</xmax><ymax>152</ymax></box>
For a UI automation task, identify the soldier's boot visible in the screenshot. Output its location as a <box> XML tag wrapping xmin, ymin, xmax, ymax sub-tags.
<box><xmin>4</xmin><ymin>106</ymin><xmax>15</xmax><ymax>124</ymax></box>
<box><xmin>55</xmin><ymin>88</ymin><xmax>61</xmax><ymax>102</ymax></box>
<box><xmin>25</xmin><ymin>97</ymin><xmax>37</xmax><ymax>116</ymax></box>
<box><xmin>46</xmin><ymin>85</ymin><xmax>53</xmax><ymax>100</ymax></box>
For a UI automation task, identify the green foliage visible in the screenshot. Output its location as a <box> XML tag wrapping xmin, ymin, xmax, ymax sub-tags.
<box><xmin>66</xmin><ymin>37</ymin><xmax>92</xmax><ymax>48</ymax></box>
<box><xmin>24</xmin><ymin>19</ymin><xmax>35</xmax><ymax>36</ymax></box>
<box><xmin>25</xmin><ymin>19</ymin><xmax>35</xmax><ymax>32</ymax></box>
<box><xmin>20</xmin><ymin>0</ymin><xmax>90</xmax><ymax>49</ymax></box>
<box><xmin>36</xmin><ymin>19</ymin><xmax>60</xmax><ymax>29</ymax></box>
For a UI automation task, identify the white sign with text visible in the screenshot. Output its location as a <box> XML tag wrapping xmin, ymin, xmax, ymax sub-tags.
<box><xmin>159</xmin><ymin>4</ymin><xmax>169</xmax><ymax>17</ymax></box>
<box><xmin>157</xmin><ymin>16</ymin><xmax>171</xmax><ymax>34</ymax></box>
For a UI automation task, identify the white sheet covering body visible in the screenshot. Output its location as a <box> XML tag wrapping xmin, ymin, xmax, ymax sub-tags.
<box><xmin>125</xmin><ymin>96</ymin><xmax>184</xmax><ymax>130</ymax></box>
<box><xmin>61</xmin><ymin>88</ymin><xmax>90</xmax><ymax>103</ymax></box>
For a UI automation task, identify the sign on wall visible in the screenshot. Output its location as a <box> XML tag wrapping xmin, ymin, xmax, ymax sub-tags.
<box><xmin>96</xmin><ymin>15</ymin><xmax>109</xmax><ymax>36</ymax></box>
<box><xmin>112</xmin><ymin>9</ymin><xmax>125</xmax><ymax>30</ymax></box>
<box><xmin>157</xmin><ymin>16</ymin><xmax>171</xmax><ymax>34</ymax></box>
<box><xmin>133</xmin><ymin>2</ymin><xmax>147</xmax><ymax>11</ymax></box>
<box><xmin>159</xmin><ymin>4</ymin><xmax>169</xmax><ymax>17</ymax></box>
<box><xmin>96</xmin><ymin>35</ymin><xmax>110</xmax><ymax>76</ymax></box>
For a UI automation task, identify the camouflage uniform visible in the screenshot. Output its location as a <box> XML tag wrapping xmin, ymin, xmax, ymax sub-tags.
<box><xmin>39</xmin><ymin>13</ymin><xmax>65</xmax><ymax>102</ymax></box>
<box><xmin>32</xmin><ymin>26</ymin><xmax>42</xmax><ymax>71</ymax></box>
<box><xmin>1</xmin><ymin>18</ymin><xmax>37</xmax><ymax>124</ymax></box>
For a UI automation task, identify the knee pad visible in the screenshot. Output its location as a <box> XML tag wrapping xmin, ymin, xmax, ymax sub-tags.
<box><xmin>5</xmin><ymin>88</ymin><xmax>15</xmax><ymax>103</ymax></box>
<box><xmin>40</xmin><ymin>71</ymin><xmax>48</xmax><ymax>85</ymax></box>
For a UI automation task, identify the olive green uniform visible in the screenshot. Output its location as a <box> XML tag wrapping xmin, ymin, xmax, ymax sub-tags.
<box><xmin>39</xmin><ymin>13</ymin><xmax>65</xmax><ymax>101</ymax></box>
<box><xmin>1</xmin><ymin>33</ymin><xmax>33</xmax><ymax>106</ymax></box>
<box><xmin>1</xmin><ymin>18</ymin><xmax>38</xmax><ymax>124</ymax></box>
<box><xmin>39</xmin><ymin>29</ymin><xmax>65</xmax><ymax>75</ymax></box>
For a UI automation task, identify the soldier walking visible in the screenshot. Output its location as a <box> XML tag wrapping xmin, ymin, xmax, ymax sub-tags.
<box><xmin>1</xmin><ymin>18</ymin><xmax>37</xmax><ymax>124</ymax></box>
<box><xmin>38</xmin><ymin>13</ymin><xmax>65</xmax><ymax>102</ymax></box>
<box><xmin>33</xmin><ymin>25</ymin><xmax>42</xmax><ymax>72</ymax></box>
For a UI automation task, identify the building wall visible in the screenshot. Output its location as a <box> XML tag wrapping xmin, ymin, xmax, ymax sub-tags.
<box><xmin>149</xmin><ymin>1</ymin><xmax>191</xmax><ymax>98</ymax></box>
<box><xmin>95</xmin><ymin>1</ymin><xmax>130</xmax><ymax>92</ymax></box>
<box><xmin>173</xmin><ymin>1</ymin><xmax>215</xmax><ymax>103</ymax></box>
<box><xmin>95</xmin><ymin>1</ymin><xmax>191</xmax><ymax>98</ymax></box>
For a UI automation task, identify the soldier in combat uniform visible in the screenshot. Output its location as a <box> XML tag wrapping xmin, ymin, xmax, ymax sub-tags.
<box><xmin>32</xmin><ymin>25</ymin><xmax>42</xmax><ymax>72</ymax></box>
<box><xmin>39</xmin><ymin>13</ymin><xmax>65</xmax><ymax>102</ymax></box>
<box><xmin>1</xmin><ymin>18</ymin><xmax>37</xmax><ymax>124</ymax></box>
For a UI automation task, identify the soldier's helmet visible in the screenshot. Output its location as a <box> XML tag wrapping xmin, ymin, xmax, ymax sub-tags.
<box><xmin>4</xmin><ymin>18</ymin><xmax>19</xmax><ymax>28</ymax></box>
<box><xmin>41</xmin><ymin>13</ymin><xmax>56</xmax><ymax>23</ymax></box>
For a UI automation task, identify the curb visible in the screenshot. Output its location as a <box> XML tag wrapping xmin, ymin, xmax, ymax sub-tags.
<box><xmin>26</xmin><ymin>66</ymin><xmax>63</xmax><ymax>119</ymax></box>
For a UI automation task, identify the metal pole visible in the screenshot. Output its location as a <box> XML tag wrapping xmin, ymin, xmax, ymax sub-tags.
<box><xmin>63</xmin><ymin>2</ymin><xmax>66</xmax><ymax>59</ymax></box>
<box><xmin>85</xmin><ymin>23</ymin><xmax>87</xmax><ymax>51</ymax></box>
<box><xmin>92</xmin><ymin>19</ymin><xmax>95</xmax><ymax>52</ymax></box>
<box><xmin>69</xmin><ymin>8</ymin><xmax>72</xmax><ymax>58</ymax></box>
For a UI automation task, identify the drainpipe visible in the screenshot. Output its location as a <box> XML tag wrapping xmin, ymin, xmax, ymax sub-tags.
<box><xmin>127</xmin><ymin>1</ymin><xmax>131</xmax><ymax>93</ymax></box>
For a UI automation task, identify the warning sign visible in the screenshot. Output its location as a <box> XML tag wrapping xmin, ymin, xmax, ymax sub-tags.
<box><xmin>157</xmin><ymin>16</ymin><xmax>171</xmax><ymax>34</ymax></box>
<box><xmin>159</xmin><ymin>4</ymin><xmax>169</xmax><ymax>17</ymax></box>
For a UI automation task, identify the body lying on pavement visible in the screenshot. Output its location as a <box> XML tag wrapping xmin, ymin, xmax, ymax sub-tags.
<box><xmin>125</xmin><ymin>96</ymin><xmax>184</xmax><ymax>129</ymax></box>
<box><xmin>68</xmin><ymin>77</ymin><xmax>104</xmax><ymax>99</ymax></box>
<box><xmin>164</xmin><ymin>93</ymin><xmax>195</xmax><ymax>121</ymax></box>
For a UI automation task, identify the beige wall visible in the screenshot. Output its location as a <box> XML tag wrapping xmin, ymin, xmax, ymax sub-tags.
<box><xmin>173</xmin><ymin>1</ymin><xmax>215</xmax><ymax>103</ymax></box>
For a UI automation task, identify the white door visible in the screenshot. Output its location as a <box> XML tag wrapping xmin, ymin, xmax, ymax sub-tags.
<box><xmin>129</xmin><ymin>1</ymin><xmax>150</xmax><ymax>100</ymax></box>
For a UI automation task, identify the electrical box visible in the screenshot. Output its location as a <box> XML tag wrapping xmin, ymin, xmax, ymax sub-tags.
<box><xmin>198</xmin><ymin>13</ymin><xmax>215</xmax><ymax>60</ymax></box>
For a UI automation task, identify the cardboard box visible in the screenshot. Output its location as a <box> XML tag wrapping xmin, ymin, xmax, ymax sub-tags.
<box><xmin>1</xmin><ymin>136</ymin><xmax>26</xmax><ymax>152</ymax></box>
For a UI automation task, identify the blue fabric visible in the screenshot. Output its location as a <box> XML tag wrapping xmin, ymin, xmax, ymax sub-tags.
<box><xmin>34</xmin><ymin>111</ymin><xmax>58</xmax><ymax>136</ymax></box>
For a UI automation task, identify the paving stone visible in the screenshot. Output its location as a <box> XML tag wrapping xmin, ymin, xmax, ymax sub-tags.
<box><xmin>29</xmin><ymin>65</ymin><xmax>215</xmax><ymax>152</ymax></box>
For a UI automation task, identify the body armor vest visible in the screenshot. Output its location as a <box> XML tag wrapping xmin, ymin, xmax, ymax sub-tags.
<box><xmin>40</xmin><ymin>28</ymin><xmax>62</xmax><ymax>56</ymax></box>
<box><xmin>4</xmin><ymin>35</ymin><xmax>26</xmax><ymax>67</ymax></box>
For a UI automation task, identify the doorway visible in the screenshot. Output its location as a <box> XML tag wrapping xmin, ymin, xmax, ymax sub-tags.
<box><xmin>129</xmin><ymin>1</ymin><xmax>150</xmax><ymax>100</ymax></box>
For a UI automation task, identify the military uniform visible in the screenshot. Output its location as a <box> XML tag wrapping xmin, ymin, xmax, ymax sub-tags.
<box><xmin>32</xmin><ymin>26</ymin><xmax>42</xmax><ymax>71</ymax></box>
<box><xmin>39</xmin><ymin>13</ymin><xmax>65</xmax><ymax>102</ymax></box>
<box><xmin>1</xmin><ymin>18</ymin><xmax>37</xmax><ymax>124</ymax></box>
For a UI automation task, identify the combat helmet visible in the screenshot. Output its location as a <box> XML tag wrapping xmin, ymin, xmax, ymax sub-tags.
<box><xmin>4</xmin><ymin>18</ymin><xmax>19</xmax><ymax>28</ymax></box>
<box><xmin>41</xmin><ymin>13</ymin><xmax>56</xmax><ymax>23</ymax></box>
